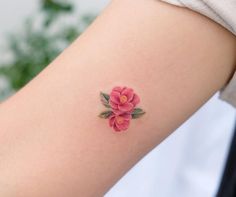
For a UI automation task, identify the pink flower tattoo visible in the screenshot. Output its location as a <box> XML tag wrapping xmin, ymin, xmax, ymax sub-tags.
<box><xmin>99</xmin><ymin>86</ymin><xmax>145</xmax><ymax>132</ymax></box>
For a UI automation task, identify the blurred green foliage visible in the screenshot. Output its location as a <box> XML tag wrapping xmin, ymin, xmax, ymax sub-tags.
<box><xmin>42</xmin><ymin>0</ymin><xmax>74</xmax><ymax>27</ymax></box>
<box><xmin>0</xmin><ymin>0</ymin><xmax>96</xmax><ymax>96</ymax></box>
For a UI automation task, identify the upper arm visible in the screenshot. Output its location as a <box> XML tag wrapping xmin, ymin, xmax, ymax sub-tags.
<box><xmin>0</xmin><ymin>0</ymin><xmax>236</xmax><ymax>196</ymax></box>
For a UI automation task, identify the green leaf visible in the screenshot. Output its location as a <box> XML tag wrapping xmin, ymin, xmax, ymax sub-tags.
<box><xmin>99</xmin><ymin>110</ymin><xmax>113</xmax><ymax>119</ymax></box>
<box><xmin>131</xmin><ymin>108</ymin><xmax>145</xmax><ymax>119</ymax></box>
<box><xmin>100</xmin><ymin>92</ymin><xmax>110</xmax><ymax>108</ymax></box>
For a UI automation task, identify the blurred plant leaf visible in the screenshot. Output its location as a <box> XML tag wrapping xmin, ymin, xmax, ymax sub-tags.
<box><xmin>41</xmin><ymin>0</ymin><xmax>73</xmax><ymax>27</ymax></box>
<box><xmin>0</xmin><ymin>0</ymin><xmax>96</xmax><ymax>97</ymax></box>
<box><xmin>42</xmin><ymin>0</ymin><xmax>73</xmax><ymax>12</ymax></box>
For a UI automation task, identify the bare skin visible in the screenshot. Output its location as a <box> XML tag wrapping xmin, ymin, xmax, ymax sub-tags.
<box><xmin>0</xmin><ymin>0</ymin><xmax>236</xmax><ymax>196</ymax></box>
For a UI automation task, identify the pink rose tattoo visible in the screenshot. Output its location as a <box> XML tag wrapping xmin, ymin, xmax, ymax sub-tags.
<box><xmin>99</xmin><ymin>86</ymin><xmax>145</xmax><ymax>132</ymax></box>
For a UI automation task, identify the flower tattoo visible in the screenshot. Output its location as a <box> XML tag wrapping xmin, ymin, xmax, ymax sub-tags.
<box><xmin>99</xmin><ymin>86</ymin><xmax>145</xmax><ymax>132</ymax></box>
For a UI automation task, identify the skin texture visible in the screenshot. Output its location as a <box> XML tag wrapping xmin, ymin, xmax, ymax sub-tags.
<box><xmin>0</xmin><ymin>0</ymin><xmax>236</xmax><ymax>196</ymax></box>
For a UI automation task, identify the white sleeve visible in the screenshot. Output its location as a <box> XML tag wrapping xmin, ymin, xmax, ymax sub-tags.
<box><xmin>160</xmin><ymin>0</ymin><xmax>236</xmax><ymax>35</ymax></box>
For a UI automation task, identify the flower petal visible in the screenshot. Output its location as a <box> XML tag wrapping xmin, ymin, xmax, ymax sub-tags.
<box><xmin>112</xmin><ymin>109</ymin><xmax>123</xmax><ymax>115</ymax></box>
<box><xmin>109</xmin><ymin>116</ymin><xmax>116</xmax><ymax>127</ymax></box>
<box><xmin>121</xmin><ymin>113</ymin><xmax>132</xmax><ymax>120</ymax></box>
<box><xmin>131</xmin><ymin>93</ymin><xmax>140</xmax><ymax>106</ymax></box>
<box><xmin>122</xmin><ymin>88</ymin><xmax>134</xmax><ymax>102</ymax></box>
<box><xmin>109</xmin><ymin>100</ymin><xmax>118</xmax><ymax>109</ymax></box>
<box><xmin>116</xmin><ymin>120</ymin><xmax>130</xmax><ymax>131</ymax></box>
<box><xmin>121</xmin><ymin>86</ymin><xmax>127</xmax><ymax>92</ymax></box>
<box><xmin>118</xmin><ymin>103</ymin><xmax>134</xmax><ymax>112</ymax></box>
<box><xmin>110</xmin><ymin>91</ymin><xmax>120</xmax><ymax>104</ymax></box>
<box><xmin>112</xmin><ymin>86</ymin><xmax>122</xmax><ymax>93</ymax></box>
<box><xmin>113</xmin><ymin>124</ymin><xmax>122</xmax><ymax>132</ymax></box>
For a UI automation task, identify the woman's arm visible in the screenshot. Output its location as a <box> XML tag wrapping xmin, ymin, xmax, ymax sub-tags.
<box><xmin>0</xmin><ymin>0</ymin><xmax>236</xmax><ymax>196</ymax></box>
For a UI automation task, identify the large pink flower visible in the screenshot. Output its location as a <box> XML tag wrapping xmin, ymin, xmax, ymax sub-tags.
<box><xmin>109</xmin><ymin>112</ymin><xmax>132</xmax><ymax>132</ymax></box>
<box><xmin>109</xmin><ymin>86</ymin><xmax>140</xmax><ymax>113</ymax></box>
<box><xmin>99</xmin><ymin>86</ymin><xmax>145</xmax><ymax>132</ymax></box>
